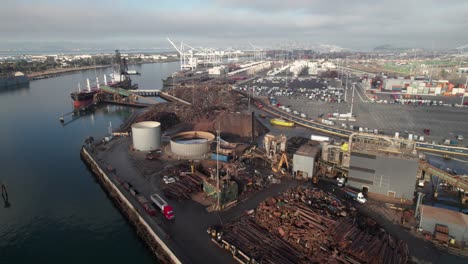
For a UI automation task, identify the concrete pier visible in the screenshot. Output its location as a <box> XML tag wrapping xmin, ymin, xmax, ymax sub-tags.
<box><xmin>80</xmin><ymin>147</ymin><xmax>182</xmax><ymax>264</ymax></box>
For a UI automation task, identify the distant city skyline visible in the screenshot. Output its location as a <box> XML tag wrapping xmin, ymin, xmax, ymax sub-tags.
<box><xmin>2</xmin><ymin>0</ymin><xmax>468</xmax><ymax>51</ymax></box>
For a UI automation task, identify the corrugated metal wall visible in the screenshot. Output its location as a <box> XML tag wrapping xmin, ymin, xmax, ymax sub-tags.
<box><xmin>347</xmin><ymin>153</ymin><xmax>418</xmax><ymax>199</ymax></box>
<box><xmin>293</xmin><ymin>154</ymin><xmax>314</xmax><ymax>178</ymax></box>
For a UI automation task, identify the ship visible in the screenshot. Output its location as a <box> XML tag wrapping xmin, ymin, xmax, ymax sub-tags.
<box><xmin>70</xmin><ymin>50</ymin><xmax>140</xmax><ymax>109</ymax></box>
<box><xmin>70</xmin><ymin>78</ymin><xmax>98</xmax><ymax>109</ymax></box>
<box><xmin>162</xmin><ymin>70</ymin><xmax>212</xmax><ymax>88</ymax></box>
<box><xmin>0</xmin><ymin>72</ymin><xmax>29</xmax><ymax>88</ymax></box>
<box><xmin>270</xmin><ymin>118</ymin><xmax>294</xmax><ymax>127</ymax></box>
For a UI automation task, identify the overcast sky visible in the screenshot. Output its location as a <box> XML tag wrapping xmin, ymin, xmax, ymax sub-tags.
<box><xmin>1</xmin><ymin>0</ymin><xmax>467</xmax><ymax>51</ymax></box>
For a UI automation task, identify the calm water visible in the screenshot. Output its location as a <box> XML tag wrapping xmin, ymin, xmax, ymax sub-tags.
<box><xmin>0</xmin><ymin>62</ymin><xmax>179</xmax><ymax>263</ymax></box>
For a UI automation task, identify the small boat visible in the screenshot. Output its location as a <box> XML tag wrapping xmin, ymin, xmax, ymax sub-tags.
<box><xmin>270</xmin><ymin>118</ymin><xmax>294</xmax><ymax>127</ymax></box>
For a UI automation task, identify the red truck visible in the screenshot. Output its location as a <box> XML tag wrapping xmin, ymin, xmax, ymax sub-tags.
<box><xmin>150</xmin><ymin>194</ymin><xmax>175</xmax><ymax>220</ymax></box>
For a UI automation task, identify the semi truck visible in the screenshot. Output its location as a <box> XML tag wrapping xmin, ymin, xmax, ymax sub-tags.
<box><xmin>343</xmin><ymin>188</ymin><xmax>367</xmax><ymax>204</ymax></box>
<box><xmin>150</xmin><ymin>194</ymin><xmax>175</xmax><ymax>220</ymax></box>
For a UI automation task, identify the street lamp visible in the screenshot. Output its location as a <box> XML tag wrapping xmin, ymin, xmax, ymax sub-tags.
<box><xmin>350</xmin><ymin>83</ymin><xmax>355</xmax><ymax>117</ymax></box>
<box><xmin>461</xmin><ymin>76</ymin><xmax>468</xmax><ymax>106</ymax></box>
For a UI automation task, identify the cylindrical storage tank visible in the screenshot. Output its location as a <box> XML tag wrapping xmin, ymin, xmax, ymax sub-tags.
<box><xmin>170</xmin><ymin>131</ymin><xmax>215</xmax><ymax>157</ymax></box>
<box><xmin>131</xmin><ymin>121</ymin><xmax>161</xmax><ymax>151</ymax></box>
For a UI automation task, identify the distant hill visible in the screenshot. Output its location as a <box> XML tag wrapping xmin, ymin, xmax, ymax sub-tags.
<box><xmin>374</xmin><ymin>44</ymin><xmax>408</xmax><ymax>51</ymax></box>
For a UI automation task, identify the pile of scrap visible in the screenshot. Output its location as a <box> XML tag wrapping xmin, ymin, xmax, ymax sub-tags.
<box><xmin>212</xmin><ymin>186</ymin><xmax>409</xmax><ymax>264</ymax></box>
<box><xmin>330</xmin><ymin>218</ymin><xmax>409</xmax><ymax>264</ymax></box>
<box><xmin>218</xmin><ymin>218</ymin><xmax>310</xmax><ymax>264</ymax></box>
<box><xmin>162</xmin><ymin>172</ymin><xmax>204</xmax><ymax>200</ymax></box>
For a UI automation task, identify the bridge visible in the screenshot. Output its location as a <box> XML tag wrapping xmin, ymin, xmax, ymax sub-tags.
<box><xmin>239</xmin><ymin>92</ymin><xmax>468</xmax><ymax>157</ymax></box>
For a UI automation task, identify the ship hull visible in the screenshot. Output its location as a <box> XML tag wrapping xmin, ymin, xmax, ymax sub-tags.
<box><xmin>0</xmin><ymin>75</ymin><xmax>30</xmax><ymax>88</ymax></box>
<box><xmin>70</xmin><ymin>91</ymin><xmax>97</xmax><ymax>109</ymax></box>
<box><xmin>270</xmin><ymin>118</ymin><xmax>294</xmax><ymax>127</ymax></box>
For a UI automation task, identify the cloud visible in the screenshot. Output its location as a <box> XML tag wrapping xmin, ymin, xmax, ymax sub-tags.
<box><xmin>1</xmin><ymin>0</ymin><xmax>468</xmax><ymax>50</ymax></box>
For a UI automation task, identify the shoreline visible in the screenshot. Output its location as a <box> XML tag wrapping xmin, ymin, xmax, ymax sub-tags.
<box><xmin>27</xmin><ymin>60</ymin><xmax>179</xmax><ymax>79</ymax></box>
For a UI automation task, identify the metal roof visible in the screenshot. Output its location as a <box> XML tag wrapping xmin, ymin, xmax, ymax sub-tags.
<box><xmin>295</xmin><ymin>144</ymin><xmax>320</xmax><ymax>158</ymax></box>
<box><xmin>420</xmin><ymin>205</ymin><xmax>468</xmax><ymax>228</ymax></box>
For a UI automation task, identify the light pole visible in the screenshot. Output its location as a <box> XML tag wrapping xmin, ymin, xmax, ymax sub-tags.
<box><xmin>350</xmin><ymin>83</ymin><xmax>355</xmax><ymax>116</ymax></box>
<box><xmin>216</xmin><ymin>127</ymin><xmax>221</xmax><ymax>211</ymax></box>
<box><xmin>462</xmin><ymin>76</ymin><xmax>468</xmax><ymax>106</ymax></box>
<box><xmin>344</xmin><ymin>73</ymin><xmax>349</xmax><ymax>102</ymax></box>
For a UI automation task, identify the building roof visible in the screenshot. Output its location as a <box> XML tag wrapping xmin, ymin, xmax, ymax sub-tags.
<box><xmin>295</xmin><ymin>144</ymin><xmax>320</xmax><ymax>158</ymax></box>
<box><xmin>420</xmin><ymin>205</ymin><xmax>468</xmax><ymax>228</ymax></box>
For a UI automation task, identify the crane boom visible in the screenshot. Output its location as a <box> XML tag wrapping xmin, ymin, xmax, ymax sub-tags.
<box><xmin>167</xmin><ymin>38</ymin><xmax>182</xmax><ymax>54</ymax></box>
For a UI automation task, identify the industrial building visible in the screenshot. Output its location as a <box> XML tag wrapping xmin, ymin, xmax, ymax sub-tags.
<box><xmin>347</xmin><ymin>153</ymin><xmax>418</xmax><ymax>199</ymax></box>
<box><xmin>418</xmin><ymin>205</ymin><xmax>468</xmax><ymax>244</ymax></box>
<box><xmin>346</xmin><ymin>134</ymin><xmax>419</xmax><ymax>200</ymax></box>
<box><xmin>293</xmin><ymin>143</ymin><xmax>320</xmax><ymax>179</ymax></box>
<box><xmin>131</xmin><ymin>121</ymin><xmax>161</xmax><ymax>151</ymax></box>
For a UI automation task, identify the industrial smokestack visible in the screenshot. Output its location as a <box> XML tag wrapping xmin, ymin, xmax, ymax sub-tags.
<box><xmin>86</xmin><ymin>78</ymin><xmax>91</xmax><ymax>91</ymax></box>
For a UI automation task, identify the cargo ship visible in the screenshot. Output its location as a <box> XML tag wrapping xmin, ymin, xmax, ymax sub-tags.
<box><xmin>270</xmin><ymin>118</ymin><xmax>294</xmax><ymax>127</ymax></box>
<box><xmin>0</xmin><ymin>72</ymin><xmax>29</xmax><ymax>88</ymax></box>
<box><xmin>70</xmin><ymin>78</ymin><xmax>98</xmax><ymax>109</ymax></box>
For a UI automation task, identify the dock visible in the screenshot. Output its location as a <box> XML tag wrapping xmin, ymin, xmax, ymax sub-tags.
<box><xmin>80</xmin><ymin>146</ymin><xmax>183</xmax><ymax>264</ymax></box>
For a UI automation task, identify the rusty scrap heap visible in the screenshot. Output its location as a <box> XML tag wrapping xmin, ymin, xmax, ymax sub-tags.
<box><xmin>215</xmin><ymin>187</ymin><xmax>409</xmax><ymax>264</ymax></box>
<box><xmin>162</xmin><ymin>171</ymin><xmax>204</xmax><ymax>200</ymax></box>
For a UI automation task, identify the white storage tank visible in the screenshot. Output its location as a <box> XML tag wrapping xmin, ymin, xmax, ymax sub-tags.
<box><xmin>170</xmin><ymin>131</ymin><xmax>215</xmax><ymax>157</ymax></box>
<box><xmin>131</xmin><ymin>121</ymin><xmax>161</xmax><ymax>151</ymax></box>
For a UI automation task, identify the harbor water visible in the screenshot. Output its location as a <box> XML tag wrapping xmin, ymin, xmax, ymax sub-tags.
<box><xmin>0</xmin><ymin>62</ymin><xmax>179</xmax><ymax>263</ymax></box>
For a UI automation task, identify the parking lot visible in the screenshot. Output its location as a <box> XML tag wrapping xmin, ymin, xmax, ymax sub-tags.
<box><xmin>239</xmin><ymin>76</ymin><xmax>468</xmax><ymax>145</ymax></box>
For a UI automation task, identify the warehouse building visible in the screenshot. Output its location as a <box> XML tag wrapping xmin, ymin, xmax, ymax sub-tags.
<box><xmin>347</xmin><ymin>151</ymin><xmax>418</xmax><ymax>200</ymax></box>
<box><xmin>418</xmin><ymin>205</ymin><xmax>468</xmax><ymax>244</ymax></box>
<box><xmin>293</xmin><ymin>143</ymin><xmax>320</xmax><ymax>179</ymax></box>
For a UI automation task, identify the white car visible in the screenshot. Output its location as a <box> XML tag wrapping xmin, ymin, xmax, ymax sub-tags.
<box><xmin>163</xmin><ymin>176</ymin><xmax>176</xmax><ymax>184</ymax></box>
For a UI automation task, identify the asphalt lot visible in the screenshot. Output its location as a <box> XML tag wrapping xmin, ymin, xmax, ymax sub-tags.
<box><xmin>251</xmin><ymin>78</ymin><xmax>468</xmax><ymax>145</ymax></box>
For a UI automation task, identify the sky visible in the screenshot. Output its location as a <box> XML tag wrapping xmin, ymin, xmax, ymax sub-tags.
<box><xmin>1</xmin><ymin>0</ymin><xmax>468</xmax><ymax>51</ymax></box>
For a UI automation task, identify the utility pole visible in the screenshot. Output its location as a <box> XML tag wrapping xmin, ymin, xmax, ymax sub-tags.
<box><xmin>216</xmin><ymin>126</ymin><xmax>221</xmax><ymax>211</ymax></box>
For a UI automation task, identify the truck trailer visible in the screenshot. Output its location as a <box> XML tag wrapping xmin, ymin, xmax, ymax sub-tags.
<box><xmin>342</xmin><ymin>188</ymin><xmax>367</xmax><ymax>204</ymax></box>
<box><xmin>150</xmin><ymin>194</ymin><xmax>175</xmax><ymax>220</ymax></box>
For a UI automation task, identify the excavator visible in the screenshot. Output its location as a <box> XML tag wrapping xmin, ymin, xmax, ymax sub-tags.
<box><xmin>272</xmin><ymin>153</ymin><xmax>289</xmax><ymax>174</ymax></box>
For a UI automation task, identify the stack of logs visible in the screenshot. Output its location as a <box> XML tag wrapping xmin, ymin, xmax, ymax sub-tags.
<box><xmin>162</xmin><ymin>172</ymin><xmax>203</xmax><ymax>200</ymax></box>
<box><xmin>219</xmin><ymin>187</ymin><xmax>409</xmax><ymax>264</ymax></box>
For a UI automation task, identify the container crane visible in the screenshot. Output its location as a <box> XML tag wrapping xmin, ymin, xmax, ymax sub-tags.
<box><xmin>167</xmin><ymin>38</ymin><xmax>200</xmax><ymax>70</ymax></box>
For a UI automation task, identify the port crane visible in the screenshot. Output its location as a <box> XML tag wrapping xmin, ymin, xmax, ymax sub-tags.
<box><xmin>167</xmin><ymin>38</ymin><xmax>200</xmax><ymax>70</ymax></box>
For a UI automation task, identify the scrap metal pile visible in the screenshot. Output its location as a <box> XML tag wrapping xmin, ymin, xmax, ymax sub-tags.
<box><xmin>136</xmin><ymin>86</ymin><xmax>241</xmax><ymax>130</ymax></box>
<box><xmin>212</xmin><ymin>187</ymin><xmax>409</xmax><ymax>264</ymax></box>
<box><xmin>162</xmin><ymin>172</ymin><xmax>204</xmax><ymax>200</ymax></box>
<box><xmin>219</xmin><ymin>218</ymin><xmax>309</xmax><ymax>264</ymax></box>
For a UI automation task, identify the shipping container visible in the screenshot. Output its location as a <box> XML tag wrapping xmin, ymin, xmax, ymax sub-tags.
<box><xmin>211</xmin><ymin>153</ymin><xmax>230</xmax><ymax>162</ymax></box>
